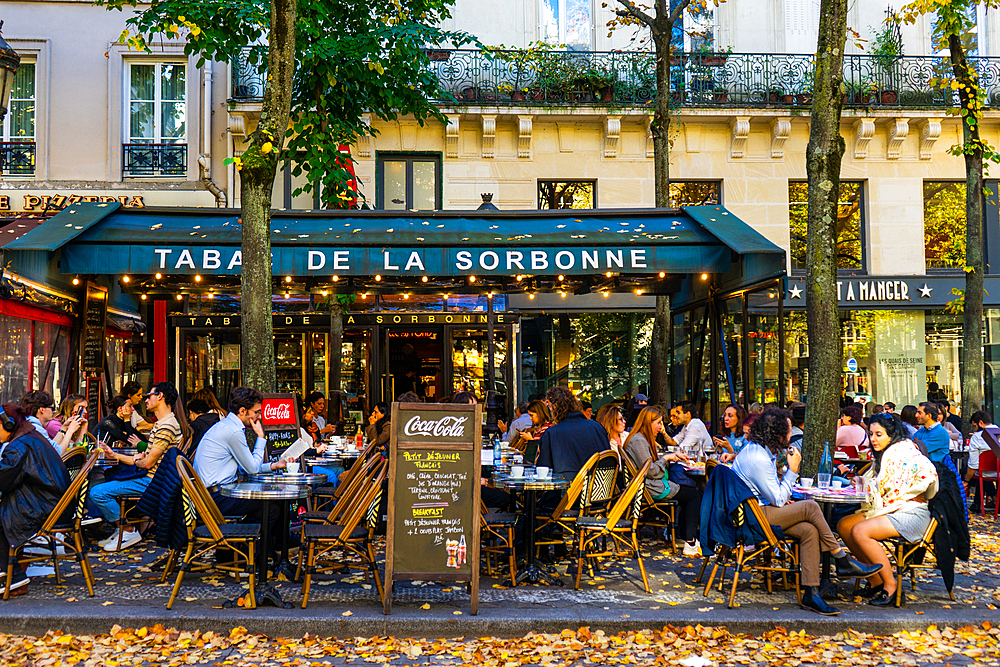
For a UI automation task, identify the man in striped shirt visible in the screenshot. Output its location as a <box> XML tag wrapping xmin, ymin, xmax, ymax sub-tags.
<box><xmin>94</xmin><ymin>381</ymin><xmax>186</xmax><ymax>551</ymax></box>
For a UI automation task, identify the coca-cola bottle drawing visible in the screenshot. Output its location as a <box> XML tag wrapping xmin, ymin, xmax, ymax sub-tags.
<box><xmin>457</xmin><ymin>535</ymin><xmax>467</xmax><ymax>567</ymax></box>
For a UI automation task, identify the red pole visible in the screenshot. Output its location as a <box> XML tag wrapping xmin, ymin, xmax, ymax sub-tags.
<box><xmin>154</xmin><ymin>300</ymin><xmax>167</xmax><ymax>383</ymax></box>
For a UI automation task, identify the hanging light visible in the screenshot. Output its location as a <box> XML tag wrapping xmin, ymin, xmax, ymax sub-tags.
<box><xmin>421</xmin><ymin>275</ymin><xmax>428</xmax><ymax>283</ymax></box>
<box><xmin>361</xmin><ymin>293</ymin><xmax>368</xmax><ymax>299</ymax></box>
<box><xmin>603</xmin><ymin>291</ymin><xmax>610</xmax><ymax>298</ymax></box>
<box><xmin>375</xmin><ymin>274</ymin><xmax>382</xmax><ymax>282</ymax></box>
<box><xmin>121</xmin><ymin>275</ymin><xmax>131</xmax><ymax>283</ymax></box>
<box><xmin>140</xmin><ymin>293</ymin><xmax>148</xmax><ymax>300</ymax></box>
<box><xmin>155</xmin><ymin>273</ymin><xmax>162</xmax><ymax>280</ymax></box>
<box><xmin>194</xmin><ymin>275</ymin><xmax>202</xmax><ymax>282</ymax></box>
<box><xmin>284</xmin><ymin>291</ymin><xmax>291</xmax><ymax>299</ymax></box>
<box><xmin>605</xmin><ymin>271</ymin><xmax>613</xmax><ymax>278</ymax></box>
<box><xmin>468</xmin><ymin>275</ymin><xmax>477</xmax><ymax>283</ymax></box>
<box><xmin>332</xmin><ymin>275</ymin><xmax>340</xmax><ymax>282</ymax></box>
<box><xmin>403</xmin><ymin>293</ymin><xmax>410</xmax><ymax>300</ymax></box>
<box><xmin>559</xmin><ymin>291</ymin><xmax>566</xmax><ymax>298</ymax></box>
<box><xmin>528</xmin><ymin>293</ymin><xmax>535</xmax><ymax>300</ymax></box>
<box><xmin>635</xmin><ymin>289</ymin><xmax>643</xmax><ymax>295</ymax></box>
<box><xmin>557</xmin><ymin>275</ymin><xmax>565</xmax><ymax>282</ymax></box>
<box><xmin>72</xmin><ymin>276</ymin><xmax>80</xmax><ymax>286</ymax></box>
<box><xmin>321</xmin><ymin>290</ymin><xmax>329</xmax><ymax>297</ymax></box>
<box><xmin>175</xmin><ymin>294</ymin><xmax>183</xmax><ymax>301</ymax></box>
<box><xmin>515</xmin><ymin>275</ymin><xmax>523</xmax><ymax>282</ymax></box>
<box><xmin>701</xmin><ymin>273</ymin><xmax>708</xmax><ymax>281</ymax></box>
<box><xmin>658</xmin><ymin>271</ymin><xmax>666</xmax><ymax>278</ymax></box>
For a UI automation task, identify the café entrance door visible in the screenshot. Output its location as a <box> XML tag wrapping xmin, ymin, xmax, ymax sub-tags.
<box><xmin>381</xmin><ymin>328</ymin><xmax>444</xmax><ymax>403</ymax></box>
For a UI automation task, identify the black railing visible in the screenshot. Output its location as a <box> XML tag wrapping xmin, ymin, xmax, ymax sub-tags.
<box><xmin>231</xmin><ymin>48</ymin><xmax>998</xmax><ymax>109</ymax></box>
<box><xmin>122</xmin><ymin>143</ymin><xmax>187</xmax><ymax>178</ymax></box>
<box><xmin>0</xmin><ymin>141</ymin><xmax>35</xmax><ymax>176</ymax></box>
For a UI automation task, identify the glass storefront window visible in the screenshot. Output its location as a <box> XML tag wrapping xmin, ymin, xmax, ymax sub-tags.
<box><xmin>379</xmin><ymin>294</ymin><xmax>446</xmax><ymax>311</ymax></box>
<box><xmin>924</xmin><ymin>311</ymin><xmax>963</xmax><ymax>407</ymax></box>
<box><xmin>452</xmin><ymin>329</ymin><xmax>508</xmax><ymax>400</ymax></box>
<box><xmin>310</xmin><ymin>332</ymin><xmax>329</xmax><ymax>396</ymax></box>
<box><xmin>538</xmin><ymin>181</ymin><xmax>595</xmax><ymax>209</ymax></box>
<box><xmin>747</xmin><ymin>288</ymin><xmax>780</xmax><ymax>404</ymax></box>
<box><xmin>718</xmin><ymin>296</ymin><xmax>744</xmax><ymax>411</ymax></box>
<box><xmin>923</xmin><ymin>181</ymin><xmax>966</xmax><ymax>271</ymax></box>
<box><xmin>341</xmin><ymin>330</ymin><xmax>370</xmax><ymax>417</ymax></box>
<box><xmin>671</xmin><ymin>311</ymin><xmax>691</xmax><ymax>403</ymax></box>
<box><xmin>183</xmin><ymin>332</ymin><xmax>242</xmax><ymax>403</ymax></box>
<box><xmin>670</xmin><ymin>181</ymin><xmax>721</xmax><ymax>206</ymax></box>
<box><xmin>788</xmin><ymin>181</ymin><xmax>864</xmax><ymax>272</ymax></box>
<box><xmin>275</xmin><ymin>333</ymin><xmax>306</xmax><ymax>395</ymax></box>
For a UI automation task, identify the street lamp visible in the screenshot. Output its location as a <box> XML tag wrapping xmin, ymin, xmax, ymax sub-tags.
<box><xmin>0</xmin><ymin>22</ymin><xmax>21</xmax><ymax>124</ymax></box>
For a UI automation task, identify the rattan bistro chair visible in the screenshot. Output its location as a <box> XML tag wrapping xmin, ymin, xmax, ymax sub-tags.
<box><xmin>167</xmin><ymin>457</ymin><xmax>260</xmax><ymax>609</ymax></box>
<box><xmin>699</xmin><ymin>496</ymin><xmax>801</xmax><ymax>608</ymax></box>
<box><xmin>853</xmin><ymin>517</ymin><xmax>955</xmax><ymax>607</ymax></box>
<box><xmin>574</xmin><ymin>459</ymin><xmax>651</xmax><ymax>593</ymax></box>
<box><xmin>5</xmin><ymin>451</ymin><xmax>100</xmax><ymax>600</ymax></box>
<box><xmin>622</xmin><ymin>455</ymin><xmax>678</xmax><ymax>552</ymax></box>
<box><xmin>480</xmin><ymin>499</ymin><xmax>518</xmax><ymax>586</ymax></box>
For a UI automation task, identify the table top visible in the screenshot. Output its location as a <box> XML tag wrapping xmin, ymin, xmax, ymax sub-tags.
<box><xmin>795</xmin><ymin>486</ymin><xmax>867</xmax><ymax>504</ymax></box>
<box><xmin>494</xmin><ymin>472</ymin><xmax>569</xmax><ymax>491</ymax></box>
<box><xmin>248</xmin><ymin>471</ymin><xmax>327</xmax><ymax>485</ymax></box>
<box><xmin>219</xmin><ymin>482</ymin><xmax>312</xmax><ymax>500</ymax></box>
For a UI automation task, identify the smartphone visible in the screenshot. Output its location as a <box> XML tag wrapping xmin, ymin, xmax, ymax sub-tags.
<box><xmin>74</xmin><ymin>404</ymin><xmax>86</xmax><ymax>419</ymax></box>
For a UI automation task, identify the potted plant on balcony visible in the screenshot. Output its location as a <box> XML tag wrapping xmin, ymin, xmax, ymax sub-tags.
<box><xmin>870</xmin><ymin>14</ymin><xmax>903</xmax><ymax>105</ymax></box>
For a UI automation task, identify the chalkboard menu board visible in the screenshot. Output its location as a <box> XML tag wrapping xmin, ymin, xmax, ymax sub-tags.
<box><xmin>260</xmin><ymin>393</ymin><xmax>301</xmax><ymax>462</ymax></box>
<box><xmin>384</xmin><ymin>402</ymin><xmax>481</xmax><ymax>615</ymax></box>
<box><xmin>81</xmin><ymin>282</ymin><xmax>108</xmax><ymax>373</ymax></box>
<box><xmin>85</xmin><ymin>374</ymin><xmax>102</xmax><ymax>433</ymax></box>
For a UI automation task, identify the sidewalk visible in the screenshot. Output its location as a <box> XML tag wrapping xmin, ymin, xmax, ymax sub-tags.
<box><xmin>0</xmin><ymin>515</ymin><xmax>996</xmax><ymax>638</ymax></box>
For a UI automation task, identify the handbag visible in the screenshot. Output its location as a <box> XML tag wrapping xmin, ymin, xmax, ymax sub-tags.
<box><xmin>667</xmin><ymin>462</ymin><xmax>697</xmax><ymax>488</ymax></box>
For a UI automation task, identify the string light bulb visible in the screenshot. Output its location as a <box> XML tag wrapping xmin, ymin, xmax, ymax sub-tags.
<box><xmin>515</xmin><ymin>275</ymin><xmax>523</xmax><ymax>282</ymax></box>
<box><xmin>321</xmin><ymin>290</ymin><xmax>329</xmax><ymax>297</ymax></box>
<box><xmin>603</xmin><ymin>291</ymin><xmax>610</xmax><ymax>298</ymax></box>
<box><xmin>194</xmin><ymin>275</ymin><xmax>202</xmax><ymax>282</ymax></box>
<box><xmin>122</xmin><ymin>275</ymin><xmax>130</xmax><ymax>283</ymax></box>
<box><xmin>404</xmin><ymin>293</ymin><xmax>410</xmax><ymax>299</ymax></box>
<box><xmin>528</xmin><ymin>293</ymin><xmax>536</xmax><ymax>300</ymax></box>
<box><xmin>284</xmin><ymin>291</ymin><xmax>291</xmax><ymax>299</ymax></box>
<box><xmin>155</xmin><ymin>273</ymin><xmax>162</xmax><ymax>280</ymax></box>
<box><xmin>175</xmin><ymin>294</ymin><xmax>183</xmax><ymax>301</ymax></box>
<box><xmin>606</xmin><ymin>271</ymin><xmax>613</xmax><ymax>278</ymax></box>
<box><xmin>635</xmin><ymin>289</ymin><xmax>643</xmax><ymax>295</ymax></box>
<box><xmin>332</xmin><ymin>275</ymin><xmax>340</xmax><ymax>282</ymax></box>
<box><xmin>557</xmin><ymin>275</ymin><xmax>565</xmax><ymax>282</ymax></box>
<box><xmin>421</xmin><ymin>275</ymin><xmax>428</xmax><ymax>282</ymax></box>
<box><xmin>468</xmin><ymin>275</ymin><xmax>477</xmax><ymax>283</ymax></box>
<box><xmin>72</xmin><ymin>276</ymin><xmax>80</xmax><ymax>286</ymax></box>
<box><xmin>658</xmin><ymin>271</ymin><xmax>666</xmax><ymax>278</ymax></box>
<box><xmin>140</xmin><ymin>293</ymin><xmax>148</xmax><ymax>300</ymax></box>
<box><xmin>285</xmin><ymin>275</ymin><xmax>293</xmax><ymax>283</ymax></box>
<box><xmin>375</xmin><ymin>275</ymin><xmax>382</xmax><ymax>282</ymax></box>
<box><xmin>560</xmin><ymin>291</ymin><xmax>566</xmax><ymax>298</ymax></box>
<box><xmin>361</xmin><ymin>293</ymin><xmax>368</xmax><ymax>299</ymax></box>
<box><xmin>701</xmin><ymin>273</ymin><xmax>708</xmax><ymax>281</ymax></box>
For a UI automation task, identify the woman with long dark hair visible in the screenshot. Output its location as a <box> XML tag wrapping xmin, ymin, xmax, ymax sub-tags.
<box><xmin>515</xmin><ymin>400</ymin><xmax>554</xmax><ymax>463</ymax></box>
<box><xmin>837</xmin><ymin>413</ymin><xmax>939</xmax><ymax>605</ymax></box>
<box><xmin>713</xmin><ymin>403</ymin><xmax>747</xmax><ymax>455</ymax></box>
<box><xmin>0</xmin><ymin>403</ymin><xmax>71</xmax><ymax>594</ymax></box>
<box><xmin>898</xmin><ymin>405</ymin><xmax>919</xmax><ymax>438</ymax></box>
<box><xmin>622</xmin><ymin>406</ymin><xmax>703</xmax><ymax>557</ymax></box>
<box><xmin>365</xmin><ymin>401</ymin><xmax>391</xmax><ymax>455</ymax></box>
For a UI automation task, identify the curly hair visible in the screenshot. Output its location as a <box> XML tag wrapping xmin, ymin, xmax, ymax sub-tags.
<box><xmin>748</xmin><ymin>408</ymin><xmax>792</xmax><ymax>456</ymax></box>
<box><xmin>545</xmin><ymin>386</ymin><xmax>582</xmax><ymax>423</ymax></box>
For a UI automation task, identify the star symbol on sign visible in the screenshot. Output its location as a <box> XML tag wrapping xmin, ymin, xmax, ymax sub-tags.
<box><xmin>919</xmin><ymin>283</ymin><xmax>933</xmax><ymax>298</ymax></box>
<box><xmin>788</xmin><ymin>284</ymin><xmax>803</xmax><ymax>299</ymax></box>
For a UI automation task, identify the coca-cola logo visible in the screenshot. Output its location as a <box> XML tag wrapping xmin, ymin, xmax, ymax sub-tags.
<box><xmin>262</xmin><ymin>399</ymin><xmax>294</xmax><ymax>425</ymax></box>
<box><xmin>404</xmin><ymin>414</ymin><xmax>469</xmax><ymax>438</ymax></box>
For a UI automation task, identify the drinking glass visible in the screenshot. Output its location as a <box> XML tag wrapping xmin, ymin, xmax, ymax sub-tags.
<box><xmin>816</xmin><ymin>472</ymin><xmax>832</xmax><ymax>489</ymax></box>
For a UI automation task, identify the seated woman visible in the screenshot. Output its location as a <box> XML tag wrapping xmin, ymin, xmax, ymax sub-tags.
<box><xmin>596</xmin><ymin>403</ymin><xmax>628</xmax><ymax>466</ymax></box>
<box><xmin>732</xmin><ymin>408</ymin><xmax>880</xmax><ymax>616</ymax></box>
<box><xmin>365</xmin><ymin>402</ymin><xmax>391</xmax><ymax>457</ymax></box>
<box><xmin>512</xmin><ymin>400</ymin><xmax>553</xmax><ymax>464</ymax></box>
<box><xmin>837</xmin><ymin>413</ymin><xmax>939</xmax><ymax>606</ymax></box>
<box><xmin>713</xmin><ymin>403</ymin><xmax>747</xmax><ymax>456</ymax></box>
<box><xmin>621</xmin><ymin>406</ymin><xmax>704</xmax><ymax>558</ymax></box>
<box><xmin>836</xmin><ymin>404</ymin><xmax>868</xmax><ymax>459</ymax></box>
<box><xmin>299</xmin><ymin>403</ymin><xmax>343</xmax><ymax>488</ymax></box>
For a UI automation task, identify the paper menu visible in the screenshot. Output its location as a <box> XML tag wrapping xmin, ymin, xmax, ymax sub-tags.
<box><xmin>280</xmin><ymin>438</ymin><xmax>311</xmax><ymax>462</ymax></box>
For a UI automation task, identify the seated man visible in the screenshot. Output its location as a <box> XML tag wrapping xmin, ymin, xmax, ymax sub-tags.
<box><xmin>96</xmin><ymin>396</ymin><xmax>145</xmax><ymax>448</ymax></box>
<box><xmin>966</xmin><ymin>410</ymin><xmax>997</xmax><ymax>512</ymax></box>
<box><xmin>93</xmin><ymin>382</ymin><xmax>184</xmax><ymax>551</ymax></box>
<box><xmin>662</xmin><ymin>401</ymin><xmax>713</xmax><ymax>458</ymax></box>
<box><xmin>193</xmin><ymin>386</ymin><xmax>286</xmax><ymax>529</ymax></box>
<box><xmin>535</xmin><ymin>386</ymin><xmax>609</xmax><ymax>481</ymax></box>
<box><xmin>731</xmin><ymin>408</ymin><xmax>879</xmax><ymax>616</ymax></box>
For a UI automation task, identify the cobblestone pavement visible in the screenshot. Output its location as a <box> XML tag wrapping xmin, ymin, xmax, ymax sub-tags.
<box><xmin>5</xmin><ymin>514</ymin><xmax>997</xmax><ymax>618</ymax></box>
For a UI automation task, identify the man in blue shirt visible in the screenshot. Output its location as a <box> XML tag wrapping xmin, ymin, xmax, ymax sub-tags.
<box><xmin>914</xmin><ymin>402</ymin><xmax>950</xmax><ymax>462</ymax></box>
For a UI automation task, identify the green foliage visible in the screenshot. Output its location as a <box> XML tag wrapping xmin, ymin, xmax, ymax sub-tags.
<box><xmin>923</xmin><ymin>182</ymin><xmax>967</xmax><ymax>269</ymax></box>
<box><xmin>95</xmin><ymin>0</ymin><xmax>476</xmax><ymax>209</ymax></box>
<box><xmin>788</xmin><ymin>182</ymin><xmax>863</xmax><ymax>271</ymax></box>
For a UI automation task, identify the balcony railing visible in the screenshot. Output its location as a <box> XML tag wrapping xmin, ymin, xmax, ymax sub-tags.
<box><xmin>0</xmin><ymin>141</ymin><xmax>35</xmax><ymax>176</ymax></box>
<box><xmin>232</xmin><ymin>49</ymin><xmax>1000</xmax><ymax>109</ymax></box>
<box><xmin>122</xmin><ymin>143</ymin><xmax>187</xmax><ymax>179</ymax></box>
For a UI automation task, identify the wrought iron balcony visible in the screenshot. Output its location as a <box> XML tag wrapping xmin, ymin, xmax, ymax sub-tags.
<box><xmin>231</xmin><ymin>48</ymin><xmax>997</xmax><ymax>110</ymax></box>
<box><xmin>122</xmin><ymin>143</ymin><xmax>187</xmax><ymax>179</ymax></box>
<box><xmin>0</xmin><ymin>141</ymin><xmax>35</xmax><ymax>177</ymax></box>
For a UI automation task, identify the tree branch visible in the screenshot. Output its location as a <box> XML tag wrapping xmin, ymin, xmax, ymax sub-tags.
<box><xmin>668</xmin><ymin>0</ymin><xmax>692</xmax><ymax>25</ymax></box>
<box><xmin>613</xmin><ymin>0</ymin><xmax>655</xmax><ymax>27</ymax></box>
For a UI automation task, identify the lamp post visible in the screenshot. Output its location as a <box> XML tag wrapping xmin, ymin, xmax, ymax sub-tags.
<box><xmin>0</xmin><ymin>22</ymin><xmax>21</xmax><ymax>124</ymax></box>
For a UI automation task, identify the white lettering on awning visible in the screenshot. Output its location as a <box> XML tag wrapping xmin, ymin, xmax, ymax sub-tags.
<box><xmin>531</xmin><ymin>250</ymin><xmax>549</xmax><ymax>270</ymax></box>
<box><xmin>384</xmin><ymin>251</ymin><xmax>399</xmax><ymax>271</ymax></box>
<box><xmin>404</xmin><ymin>251</ymin><xmax>425</xmax><ymax>271</ymax></box>
<box><xmin>582</xmin><ymin>250</ymin><xmax>598</xmax><ymax>269</ymax></box>
<box><xmin>227</xmin><ymin>250</ymin><xmax>242</xmax><ymax>270</ymax></box>
<box><xmin>203</xmin><ymin>249</ymin><xmax>221</xmax><ymax>270</ymax></box>
<box><xmin>456</xmin><ymin>251</ymin><xmax>473</xmax><ymax>270</ymax></box>
<box><xmin>332</xmin><ymin>250</ymin><xmax>349</xmax><ymax>270</ymax></box>
<box><xmin>506</xmin><ymin>250</ymin><xmax>525</xmax><ymax>270</ymax></box>
<box><xmin>308</xmin><ymin>250</ymin><xmax>326</xmax><ymax>270</ymax></box>
<box><xmin>555</xmin><ymin>251</ymin><xmax>574</xmax><ymax>270</ymax></box>
<box><xmin>155</xmin><ymin>248</ymin><xmax>173</xmax><ymax>269</ymax></box>
<box><xmin>630</xmin><ymin>249</ymin><xmax>647</xmax><ymax>268</ymax></box>
<box><xmin>479</xmin><ymin>251</ymin><xmax>500</xmax><ymax>271</ymax></box>
<box><xmin>606</xmin><ymin>250</ymin><xmax>623</xmax><ymax>269</ymax></box>
<box><xmin>175</xmin><ymin>249</ymin><xmax>195</xmax><ymax>269</ymax></box>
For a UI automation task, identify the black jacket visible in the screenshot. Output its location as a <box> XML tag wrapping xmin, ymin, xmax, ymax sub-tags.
<box><xmin>137</xmin><ymin>447</ymin><xmax>187</xmax><ymax>550</ymax></box>
<box><xmin>536</xmin><ymin>412</ymin><xmax>610</xmax><ymax>479</ymax></box>
<box><xmin>0</xmin><ymin>430</ymin><xmax>71</xmax><ymax>546</ymax></box>
<box><xmin>189</xmin><ymin>413</ymin><xmax>221</xmax><ymax>455</ymax></box>
<box><xmin>925</xmin><ymin>460</ymin><xmax>970</xmax><ymax>593</ymax></box>
<box><xmin>96</xmin><ymin>414</ymin><xmax>144</xmax><ymax>446</ymax></box>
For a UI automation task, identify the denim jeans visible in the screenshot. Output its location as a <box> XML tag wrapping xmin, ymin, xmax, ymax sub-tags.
<box><xmin>89</xmin><ymin>476</ymin><xmax>151</xmax><ymax>522</ymax></box>
<box><xmin>312</xmin><ymin>465</ymin><xmax>344</xmax><ymax>489</ymax></box>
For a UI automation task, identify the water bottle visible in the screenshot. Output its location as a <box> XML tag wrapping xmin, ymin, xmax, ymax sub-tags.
<box><xmin>493</xmin><ymin>434</ymin><xmax>502</xmax><ymax>467</ymax></box>
<box><xmin>817</xmin><ymin>441</ymin><xmax>833</xmax><ymax>489</ymax></box>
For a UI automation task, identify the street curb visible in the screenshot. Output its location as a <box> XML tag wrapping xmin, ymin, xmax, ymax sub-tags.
<box><xmin>0</xmin><ymin>602</ymin><xmax>993</xmax><ymax>638</ymax></box>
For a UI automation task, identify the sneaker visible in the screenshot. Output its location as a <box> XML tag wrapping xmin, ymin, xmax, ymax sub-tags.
<box><xmin>0</xmin><ymin>570</ymin><xmax>30</xmax><ymax>595</ymax></box>
<box><xmin>97</xmin><ymin>533</ymin><xmax>121</xmax><ymax>549</ymax></box>
<box><xmin>80</xmin><ymin>515</ymin><xmax>103</xmax><ymax>527</ymax></box>
<box><xmin>104</xmin><ymin>530</ymin><xmax>141</xmax><ymax>551</ymax></box>
<box><xmin>682</xmin><ymin>540</ymin><xmax>702</xmax><ymax>558</ymax></box>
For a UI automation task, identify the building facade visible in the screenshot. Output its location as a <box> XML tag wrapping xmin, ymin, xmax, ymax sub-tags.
<box><xmin>5</xmin><ymin>0</ymin><xmax>1000</xmax><ymax>423</ymax></box>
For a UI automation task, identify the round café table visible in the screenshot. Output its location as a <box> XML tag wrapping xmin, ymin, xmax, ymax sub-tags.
<box><xmin>493</xmin><ymin>471</ymin><xmax>570</xmax><ymax>586</ymax></box>
<box><xmin>795</xmin><ymin>485</ymin><xmax>867</xmax><ymax>597</ymax></box>
<box><xmin>219</xmin><ymin>481</ymin><xmax>312</xmax><ymax>608</ymax></box>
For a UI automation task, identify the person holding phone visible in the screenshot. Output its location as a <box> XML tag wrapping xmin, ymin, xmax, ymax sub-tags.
<box><xmin>47</xmin><ymin>395</ymin><xmax>88</xmax><ymax>441</ymax></box>
<box><xmin>20</xmin><ymin>391</ymin><xmax>85</xmax><ymax>455</ymax></box>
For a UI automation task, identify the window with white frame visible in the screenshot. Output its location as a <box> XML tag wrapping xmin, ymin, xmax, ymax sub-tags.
<box><xmin>124</xmin><ymin>62</ymin><xmax>187</xmax><ymax>177</ymax></box>
<box><xmin>539</xmin><ymin>0</ymin><xmax>593</xmax><ymax>51</ymax></box>
<box><xmin>1</xmin><ymin>61</ymin><xmax>36</xmax><ymax>176</ymax></box>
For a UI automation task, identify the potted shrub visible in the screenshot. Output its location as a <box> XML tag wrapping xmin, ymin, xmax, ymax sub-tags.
<box><xmin>870</xmin><ymin>13</ymin><xmax>903</xmax><ymax>105</ymax></box>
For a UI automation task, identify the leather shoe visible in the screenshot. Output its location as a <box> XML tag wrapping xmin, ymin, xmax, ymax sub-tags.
<box><xmin>857</xmin><ymin>582</ymin><xmax>884</xmax><ymax>599</ymax></box>
<box><xmin>800</xmin><ymin>591</ymin><xmax>841</xmax><ymax>616</ymax></box>
<box><xmin>836</xmin><ymin>558</ymin><xmax>882</xmax><ymax>578</ymax></box>
<box><xmin>868</xmin><ymin>589</ymin><xmax>896</xmax><ymax>606</ymax></box>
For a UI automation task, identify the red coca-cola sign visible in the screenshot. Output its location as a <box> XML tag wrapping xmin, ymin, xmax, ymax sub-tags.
<box><xmin>261</xmin><ymin>395</ymin><xmax>297</xmax><ymax>428</ymax></box>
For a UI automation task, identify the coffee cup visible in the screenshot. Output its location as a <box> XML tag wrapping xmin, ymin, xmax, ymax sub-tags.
<box><xmin>799</xmin><ymin>477</ymin><xmax>814</xmax><ymax>488</ymax></box>
<box><xmin>511</xmin><ymin>465</ymin><xmax>525</xmax><ymax>478</ymax></box>
<box><xmin>536</xmin><ymin>466</ymin><xmax>550</xmax><ymax>479</ymax></box>
<box><xmin>831</xmin><ymin>480</ymin><xmax>843</xmax><ymax>489</ymax></box>
<box><xmin>286</xmin><ymin>461</ymin><xmax>300</xmax><ymax>474</ymax></box>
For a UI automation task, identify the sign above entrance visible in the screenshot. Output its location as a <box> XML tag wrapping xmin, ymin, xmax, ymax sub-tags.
<box><xmin>783</xmin><ymin>276</ymin><xmax>1000</xmax><ymax>309</ymax></box>
<box><xmin>171</xmin><ymin>311</ymin><xmax>521</xmax><ymax>328</ymax></box>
